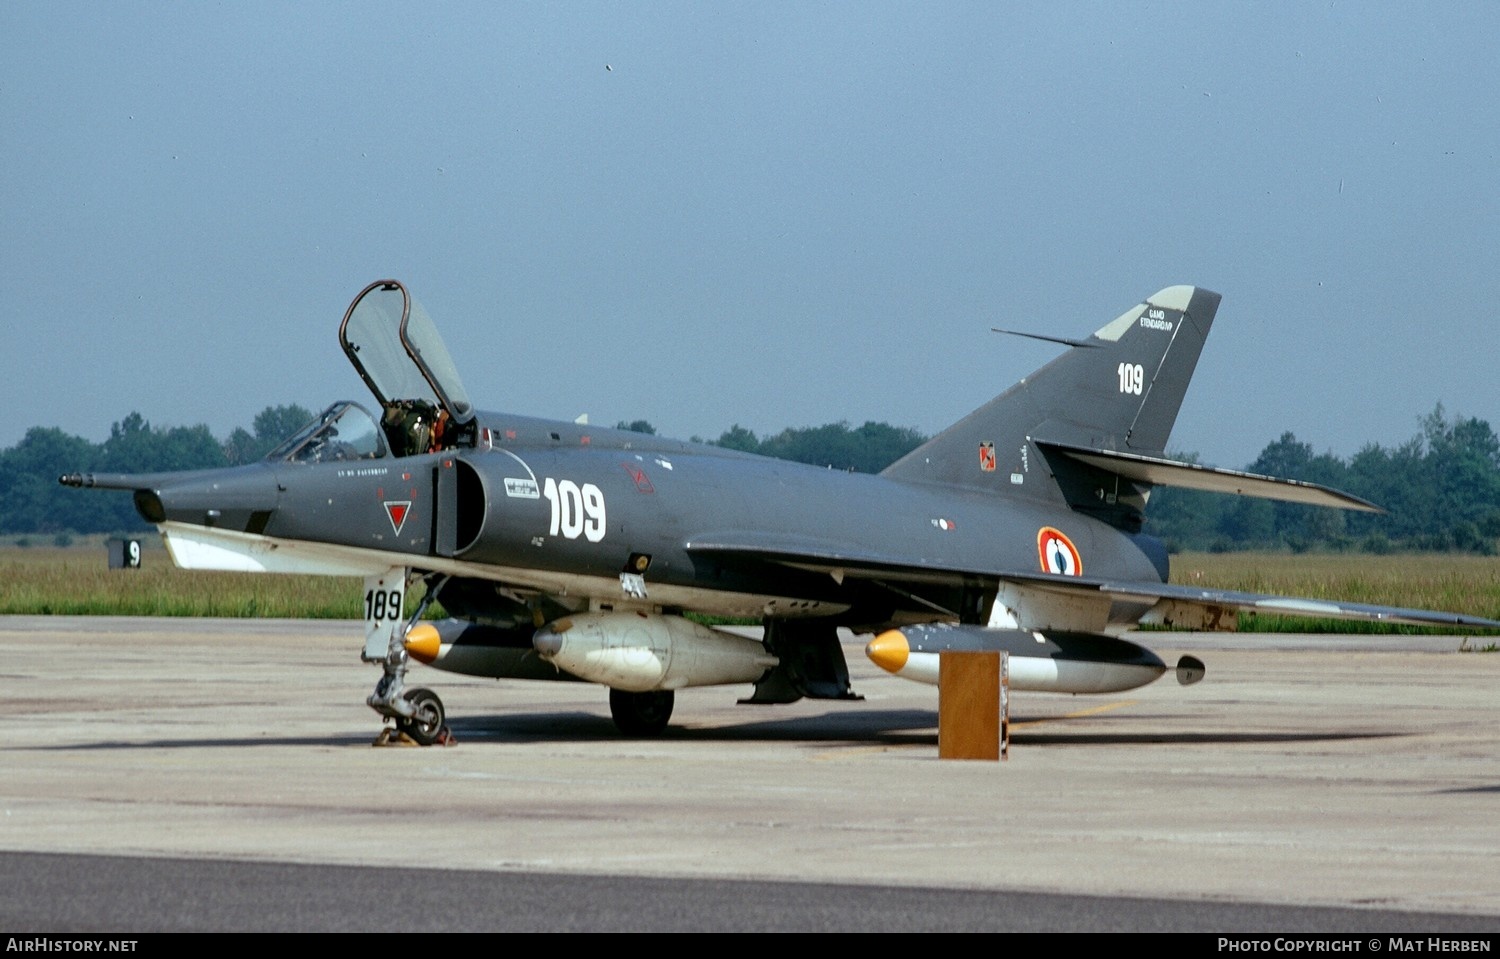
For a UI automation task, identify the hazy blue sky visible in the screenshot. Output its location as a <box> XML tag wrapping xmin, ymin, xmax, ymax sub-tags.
<box><xmin>4</xmin><ymin>2</ymin><xmax>1497</xmax><ymax>470</ymax></box>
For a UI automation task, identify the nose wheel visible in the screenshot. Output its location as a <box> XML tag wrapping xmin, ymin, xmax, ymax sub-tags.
<box><xmin>373</xmin><ymin>686</ymin><xmax>452</xmax><ymax>746</ymax></box>
<box><xmin>395</xmin><ymin>687</ymin><xmax>449</xmax><ymax>746</ymax></box>
<box><xmin>368</xmin><ymin>648</ymin><xmax>455</xmax><ymax>746</ymax></box>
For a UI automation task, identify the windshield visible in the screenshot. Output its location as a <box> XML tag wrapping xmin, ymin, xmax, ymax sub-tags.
<box><xmin>265</xmin><ymin>402</ymin><xmax>387</xmax><ymax>464</ymax></box>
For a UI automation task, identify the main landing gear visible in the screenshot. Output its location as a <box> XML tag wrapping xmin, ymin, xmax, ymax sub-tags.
<box><xmin>609</xmin><ymin>688</ymin><xmax>674</xmax><ymax>736</ymax></box>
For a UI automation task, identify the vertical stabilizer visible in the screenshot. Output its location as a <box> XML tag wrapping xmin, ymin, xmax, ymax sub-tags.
<box><xmin>882</xmin><ymin>286</ymin><xmax>1220</xmax><ymax>520</ymax></box>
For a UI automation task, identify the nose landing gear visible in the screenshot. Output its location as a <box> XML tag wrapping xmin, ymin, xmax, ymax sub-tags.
<box><xmin>365</xmin><ymin>569</ymin><xmax>455</xmax><ymax>746</ymax></box>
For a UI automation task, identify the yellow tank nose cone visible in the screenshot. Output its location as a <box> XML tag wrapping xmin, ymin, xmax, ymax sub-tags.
<box><xmin>865</xmin><ymin>630</ymin><xmax>910</xmax><ymax>674</ymax></box>
<box><xmin>404</xmin><ymin>623</ymin><xmax>442</xmax><ymax>664</ymax></box>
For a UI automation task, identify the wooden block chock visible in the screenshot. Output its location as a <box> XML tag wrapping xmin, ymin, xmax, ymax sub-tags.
<box><xmin>938</xmin><ymin>650</ymin><xmax>1009</xmax><ymax>761</ymax></box>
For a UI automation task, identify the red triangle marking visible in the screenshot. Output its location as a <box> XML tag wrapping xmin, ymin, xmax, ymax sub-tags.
<box><xmin>385</xmin><ymin>501</ymin><xmax>411</xmax><ymax>535</ymax></box>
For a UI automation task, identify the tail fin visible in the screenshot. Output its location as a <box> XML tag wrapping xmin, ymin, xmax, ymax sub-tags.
<box><xmin>882</xmin><ymin>285</ymin><xmax>1220</xmax><ymax>526</ymax></box>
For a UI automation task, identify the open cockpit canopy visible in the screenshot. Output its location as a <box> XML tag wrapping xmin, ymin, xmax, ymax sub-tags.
<box><xmin>339</xmin><ymin>280</ymin><xmax>476</xmax><ymax>456</ymax></box>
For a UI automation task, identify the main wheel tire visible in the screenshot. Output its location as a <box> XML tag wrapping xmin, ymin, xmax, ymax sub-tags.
<box><xmin>609</xmin><ymin>688</ymin><xmax>674</xmax><ymax>736</ymax></box>
<box><xmin>397</xmin><ymin>687</ymin><xmax>445</xmax><ymax>746</ymax></box>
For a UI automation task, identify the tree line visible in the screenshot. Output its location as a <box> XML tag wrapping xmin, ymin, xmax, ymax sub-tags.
<box><xmin>2</xmin><ymin>405</ymin><xmax>313</xmax><ymax>537</ymax></box>
<box><xmin>1146</xmin><ymin>407</ymin><xmax>1500</xmax><ymax>554</ymax></box>
<box><xmin>5</xmin><ymin>404</ymin><xmax>1498</xmax><ymax>554</ymax></box>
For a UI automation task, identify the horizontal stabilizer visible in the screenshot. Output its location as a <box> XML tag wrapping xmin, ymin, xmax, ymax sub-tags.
<box><xmin>1034</xmin><ymin>440</ymin><xmax>1383</xmax><ymax>513</ymax></box>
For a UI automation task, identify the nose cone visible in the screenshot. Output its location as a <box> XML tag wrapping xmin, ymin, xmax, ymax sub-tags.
<box><xmin>865</xmin><ymin>630</ymin><xmax>911</xmax><ymax>675</ymax></box>
<box><xmin>532</xmin><ymin>619</ymin><xmax>570</xmax><ymax>659</ymax></box>
<box><xmin>404</xmin><ymin>623</ymin><xmax>442</xmax><ymax>664</ymax></box>
<box><xmin>63</xmin><ymin>465</ymin><xmax>278</xmax><ymax>528</ymax></box>
<box><xmin>71</xmin><ymin>463</ymin><xmax>282</xmax><ymax>533</ymax></box>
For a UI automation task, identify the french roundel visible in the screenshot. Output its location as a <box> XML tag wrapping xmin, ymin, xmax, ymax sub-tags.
<box><xmin>1037</xmin><ymin>527</ymin><xmax>1082</xmax><ymax>576</ymax></box>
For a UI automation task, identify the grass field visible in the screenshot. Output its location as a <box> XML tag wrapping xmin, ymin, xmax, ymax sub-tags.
<box><xmin>1169</xmin><ymin>551</ymin><xmax>1500</xmax><ymax>633</ymax></box>
<box><xmin>0</xmin><ymin>538</ymin><xmax>362</xmax><ymax>618</ymax></box>
<box><xmin>4</xmin><ymin>537</ymin><xmax>1499</xmax><ymax>630</ymax></box>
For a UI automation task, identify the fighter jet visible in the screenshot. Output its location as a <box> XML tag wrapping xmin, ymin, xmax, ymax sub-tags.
<box><xmin>61</xmin><ymin>280</ymin><xmax>1500</xmax><ymax>743</ymax></box>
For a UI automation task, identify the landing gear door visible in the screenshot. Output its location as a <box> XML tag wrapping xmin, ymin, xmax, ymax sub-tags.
<box><xmin>362</xmin><ymin>567</ymin><xmax>407</xmax><ymax>661</ymax></box>
<box><xmin>339</xmin><ymin>280</ymin><xmax>476</xmax><ymax>455</ymax></box>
